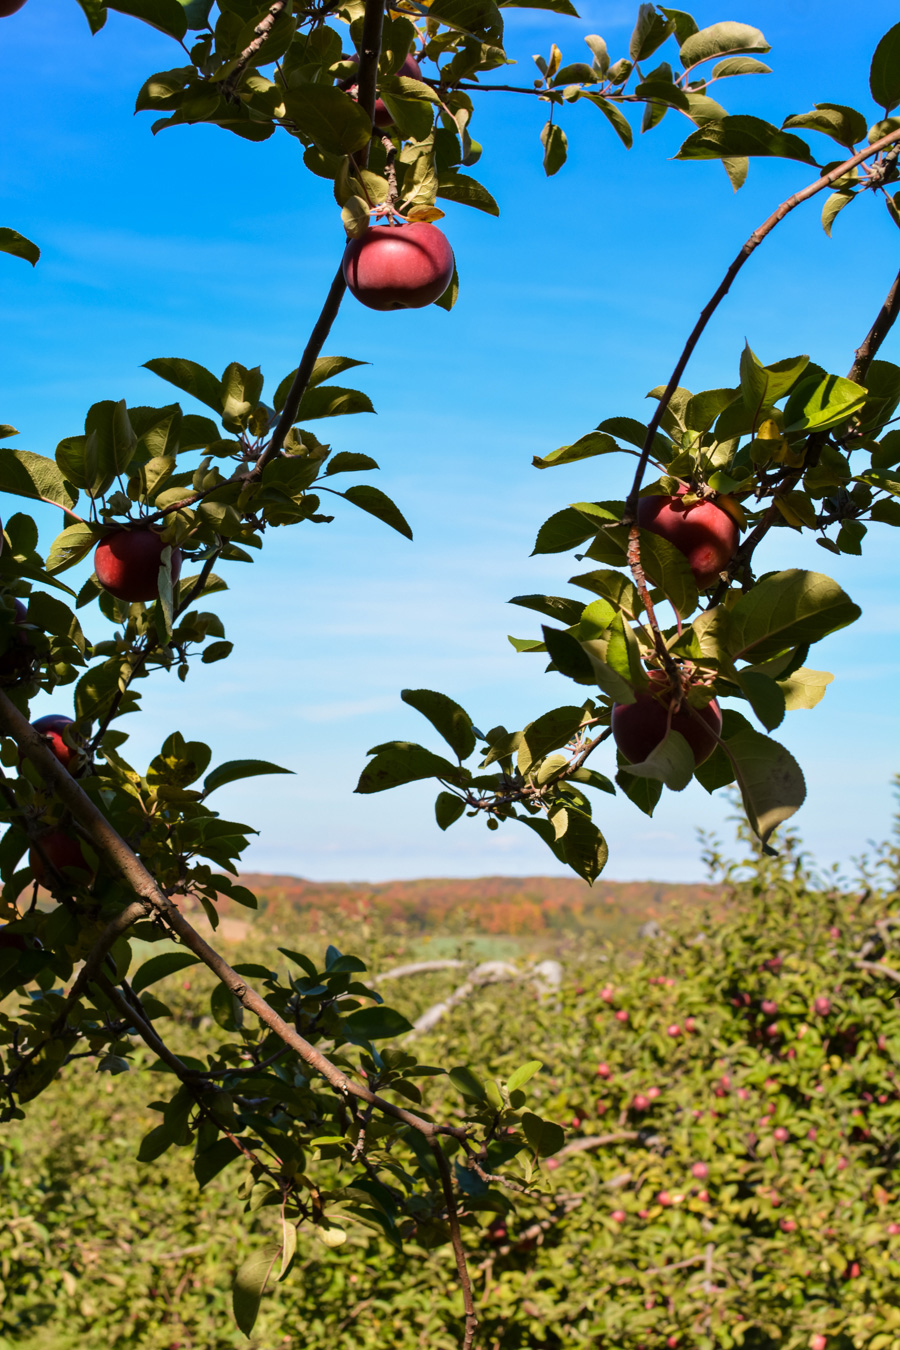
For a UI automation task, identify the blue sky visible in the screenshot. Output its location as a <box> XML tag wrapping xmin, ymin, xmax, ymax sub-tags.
<box><xmin>0</xmin><ymin>0</ymin><xmax>897</xmax><ymax>882</ymax></box>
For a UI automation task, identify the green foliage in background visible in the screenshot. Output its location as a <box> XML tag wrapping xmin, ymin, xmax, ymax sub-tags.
<box><xmin>4</xmin><ymin>806</ymin><xmax>900</xmax><ymax>1349</ymax></box>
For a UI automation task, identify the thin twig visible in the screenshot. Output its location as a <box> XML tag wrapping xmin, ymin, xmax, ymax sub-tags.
<box><xmin>431</xmin><ymin>1139</ymin><xmax>478</xmax><ymax>1350</ymax></box>
<box><xmin>220</xmin><ymin>0</ymin><xmax>289</xmax><ymax>100</ymax></box>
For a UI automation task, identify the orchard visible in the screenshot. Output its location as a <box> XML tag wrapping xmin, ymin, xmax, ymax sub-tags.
<box><xmin>0</xmin><ymin>0</ymin><xmax>898</xmax><ymax>1344</ymax></box>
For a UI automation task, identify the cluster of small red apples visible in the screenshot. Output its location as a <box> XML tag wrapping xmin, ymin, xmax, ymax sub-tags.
<box><xmin>611</xmin><ymin>490</ymin><xmax>738</xmax><ymax>769</ymax></box>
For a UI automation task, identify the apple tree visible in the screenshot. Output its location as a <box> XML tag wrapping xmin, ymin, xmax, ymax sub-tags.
<box><xmin>0</xmin><ymin>0</ymin><xmax>898</xmax><ymax>1341</ymax></box>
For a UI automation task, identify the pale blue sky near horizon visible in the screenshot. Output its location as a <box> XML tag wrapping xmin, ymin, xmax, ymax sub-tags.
<box><xmin>0</xmin><ymin>0</ymin><xmax>898</xmax><ymax>883</ymax></box>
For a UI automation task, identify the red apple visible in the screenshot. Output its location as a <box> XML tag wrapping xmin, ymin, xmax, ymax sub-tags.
<box><xmin>810</xmin><ymin>1337</ymin><xmax>827</xmax><ymax>1350</ymax></box>
<box><xmin>600</xmin><ymin>985</ymin><xmax>615</xmax><ymax>1003</ymax></box>
<box><xmin>94</xmin><ymin>528</ymin><xmax>182</xmax><ymax>602</ymax></box>
<box><xmin>637</xmin><ymin>487</ymin><xmax>739</xmax><ymax>589</ymax></box>
<box><xmin>657</xmin><ymin>1190</ymin><xmax>672</xmax><ymax>1207</ymax></box>
<box><xmin>684</xmin><ymin>1016</ymin><xmax>697</xmax><ymax>1033</ymax></box>
<box><xmin>633</xmin><ymin>1094</ymin><xmax>650</xmax><ymax>1111</ymax></box>
<box><xmin>611</xmin><ymin>683</ymin><xmax>722</xmax><ymax>768</ymax></box>
<box><xmin>596</xmin><ymin>1062</ymin><xmax>611</xmax><ymax>1078</ymax></box>
<box><xmin>780</xmin><ymin>1217</ymin><xmax>796</xmax><ymax>1232</ymax></box>
<box><xmin>667</xmin><ymin>1023</ymin><xmax>681</xmax><ymax>1037</ymax></box>
<box><xmin>0</xmin><ymin>597</ymin><xmax>33</xmax><ymax>682</ymax></box>
<box><xmin>29</xmin><ymin>829</ymin><xmax>90</xmax><ymax>887</ymax></box>
<box><xmin>647</xmin><ymin>1085</ymin><xmax>661</xmax><ymax>1099</ymax></box>
<box><xmin>761</xmin><ymin>999</ymin><xmax>778</xmax><ymax>1016</ymax></box>
<box><xmin>691</xmin><ymin>1162</ymin><xmax>708</xmax><ymax>1180</ymax></box>
<box><xmin>342</xmin><ymin>223</ymin><xmax>455</xmax><ymax>311</ymax></box>
<box><xmin>773</xmin><ymin>1126</ymin><xmax>789</xmax><ymax>1143</ymax></box>
<box><xmin>0</xmin><ymin>0</ymin><xmax>27</xmax><ymax>14</ymax></box>
<box><xmin>814</xmin><ymin>996</ymin><xmax>831</xmax><ymax>1016</ymax></box>
<box><xmin>486</xmin><ymin>1218</ymin><xmax>507</xmax><ymax>1244</ymax></box>
<box><xmin>31</xmin><ymin>713</ymin><xmax>79</xmax><ymax>770</ymax></box>
<box><xmin>615</xmin><ymin>1008</ymin><xmax>629</xmax><ymax>1023</ymax></box>
<box><xmin>344</xmin><ymin>51</ymin><xmax>423</xmax><ymax>127</ymax></box>
<box><xmin>610</xmin><ymin>1209</ymin><xmax>626</xmax><ymax>1223</ymax></box>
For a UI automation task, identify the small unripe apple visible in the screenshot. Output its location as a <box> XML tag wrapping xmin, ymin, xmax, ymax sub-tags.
<box><xmin>637</xmin><ymin>487</ymin><xmax>739</xmax><ymax>589</ymax></box>
<box><xmin>344</xmin><ymin>51</ymin><xmax>423</xmax><ymax>127</ymax></box>
<box><xmin>29</xmin><ymin>829</ymin><xmax>90</xmax><ymax>887</ymax></box>
<box><xmin>31</xmin><ymin>713</ymin><xmax>79</xmax><ymax>770</ymax></box>
<box><xmin>612</xmin><ymin>682</ymin><xmax>722</xmax><ymax>768</ymax></box>
<box><xmin>342</xmin><ymin>223</ymin><xmax>455</xmax><ymax>311</ymax></box>
<box><xmin>95</xmin><ymin>528</ymin><xmax>182</xmax><ymax>602</ymax></box>
<box><xmin>691</xmin><ymin>1162</ymin><xmax>708</xmax><ymax>1180</ymax></box>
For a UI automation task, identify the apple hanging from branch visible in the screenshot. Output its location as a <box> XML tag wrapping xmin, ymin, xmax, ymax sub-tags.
<box><xmin>612</xmin><ymin>682</ymin><xmax>722</xmax><ymax>767</ymax></box>
<box><xmin>638</xmin><ymin>487</ymin><xmax>739</xmax><ymax>589</ymax></box>
<box><xmin>94</xmin><ymin>528</ymin><xmax>182</xmax><ymax>603</ymax></box>
<box><xmin>343</xmin><ymin>223</ymin><xmax>455</xmax><ymax>312</ymax></box>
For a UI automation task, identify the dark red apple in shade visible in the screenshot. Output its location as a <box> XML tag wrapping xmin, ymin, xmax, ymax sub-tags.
<box><xmin>0</xmin><ymin>598</ymin><xmax>33</xmax><ymax>681</ymax></box>
<box><xmin>31</xmin><ymin>714</ymin><xmax>79</xmax><ymax>770</ymax></box>
<box><xmin>0</xmin><ymin>924</ymin><xmax>28</xmax><ymax>952</ymax></box>
<box><xmin>342</xmin><ymin>223</ymin><xmax>454</xmax><ymax>311</ymax></box>
<box><xmin>94</xmin><ymin>528</ymin><xmax>182</xmax><ymax>602</ymax></box>
<box><xmin>612</xmin><ymin>684</ymin><xmax>722</xmax><ymax>767</ymax></box>
<box><xmin>0</xmin><ymin>0</ymin><xmax>27</xmax><ymax>14</ymax></box>
<box><xmin>637</xmin><ymin>487</ymin><xmax>739</xmax><ymax>589</ymax></box>
<box><xmin>29</xmin><ymin>829</ymin><xmax>90</xmax><ymax>887</ymax></box>
<box><xmin>344</xmin><ymin>51</ymin><xmax>423</xmax><ymax>127</ymax></box>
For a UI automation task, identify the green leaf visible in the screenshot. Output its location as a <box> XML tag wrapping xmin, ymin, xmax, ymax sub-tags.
<box><xmin>777</xmin><ymin>666</ymin><xmax>833</xmax><ymax>711</ymax></box>
<box><xmin>871</xmin><ymin>22</ymin><xmax>900</xmax><ymax>113</ymax></box>
<box><xmin>203</xmin><ymin>759</ymin><xmax>293</xmax><ymax>796</ymax></box>
<box><xmin>735</xmin><ymin>670</ymin><xmax>786</xmax><ymax>730</ymax></box>
<box><xmin>728</xmin><ymin>570</ymin><xmax>860</xmax><ymax>663</ymax></box>
<box><xmin>711</xmin><ymin>56</ymin><xmax>771</xmax><ymax>78</ymax></box>
<box><xmin>540</xmin><ymin>120</ymin><xmax>568</xmax><ymax>175</ymax></box>
<box><xmin>542</xmin><ymin>626</ymin><xmax>596</xmax><ymax>685</ymax></box>
<box><xmin>638</xmin><ymin>530</ymin><xmax>700</xmax><ymax>616</ymax></box>
<box><xmin>518</xmin><ymin>705</ymin><xmax>587</xmax><ymax>775</ymax></box>
<box><xmin>343</xmin><ymin>1005</ymin><xmax>413</xmax><ymax>1039</ymax></box>
<box><xmin>108</xmin><ymin>0</ymin><xmax>188</xmax><ymax>37</ymax></box>
<box><xmin>401</xmin><ymin>688</ymin><xmax>476</xmax><ymax>760</ymax></box>
<box><xmin>629</xmin><ymin>3</ymin><xmax>675</xmax><ymax>61</ymax></box>
<box><xmin>783</xmin><ymin>103</ymin><xmax>867</xmax><ymax>149</ymax></box>
<box><xmin>578</xmin><ymin>92</ymin><xmax>634</xmax><ymax>148</ymax></box>
<box><xmin>46</xmin><ymin>523</ymin><xmax>103</xmax><ymax>575</ymax></box>
<box><xmin>449</xmin><ymin>1065</ymin><xmax>487</xmax><ymax>1101</ymax></box>
<box><xmin>509</xmin><ymin>593</ymin><xmax>586</xmax><ymax>625</ymax></box>
<box><xmin>533</xmin><ymin>431</ymin><xmax>618</xmax><ymax>469</ymax></box>
<box><xmin>739</xmin><ymin>345</ymin><xmax>810</xmax><ymax>416</ymax></box>
<box><xmin>144</xmin><ymin>357</ymin><xmax>222</xmax><ymax>414</ymax></box>
<box><xmin>0</xmin><ymin>227</ymin><xmax>40</xmax><ymax>266</ymax></box>
<box><xmin>75</xmin><ymin>0</ymin><xmax>107</xmax><ymax>33</ymax></box>
<box><xmin>436</xmin><ymin>170</ymin><xmax>499</xmax><ymax>215</ymax></box>
<box><xmin>281</xmin><ymin>85</ymin><xmax>373</xmax><ymax>156</ymax></box>
<box><xmin>500</xmin><ymin>0</ymin><xmax>577</xmax><ymax>12</ymax></box>
<box><xmin>356</xmin><ymin>743</ymin><xmax>462</xmax><ymax>794</ymax></box>
<box><xmin>0</xmin><ymin>449</ymin><xmax>78</xmax><ymax>511</ymax></box>
<box><xmin>679</xmin><ymin>21</ymin><xmax>770</xmax><ymax>70</ymax></box>
<box><xmin>132</xmin><ymin>951</ymin><xmax>200</xmax><ymax>994</ymax></box>
<box><xmin>294</xmin><ymin>385</ymin><xmax>375</xmax><ymax>421</ymax></box>
<box><xmin>232</xmin><ymin>1244</ymin><xmax>281</xmax><ymax>1336</ymax></box>
<box><xmin>782</xmin><ymin>373</ymin><xmax>867</xmax><ymax>432</ymax></box>
<box><xmin>506</xmin><ymin>1059</ymin><xmax>543</xmax><ymax>1093</ymax></box>
<box><xmin>616</xmin><ymin>727</ymin><xmax>696</xmax><ymax>791</ymax></box>
<box><xmin>557</xmin><ymin>805</ymin><xmax>609</xmax><ymax>884</ymax></box>
<box><xmin>435</xmin><ymin>791</ymin><xmax>466</xmax><ymax>830</ymax></box>
<box><xmin>722</xmin><ymin>724</ymin><xmax>806</xmax><ymax>850</ymax></box>
<box><xmin>194</xmin><ymin>1137</ymin><xmax>242</xmax><ymax>1189</ymax></box>
<box><xmin>676</xmin><ymin>115</ymin><xmax>814</xmax><ymax>164</ymax></box>
<box><xmin>338</xmin><ymin>485</ymin><xmax>413</xmax><ymax>540</ymax></box>
<box><xmin>821</xmin><ymin>188</ymin><xmax>856</xmax><ymax>237</ymax></box>
<box><xmin>521</xmin><ymin>1110</ymin><xmax>565</xmax><ymax>1156</ymax></box>
<box><xmin>324</xmin><ymin>452</ymin><xmax>379</xmax><ymax>476</ymax></box>
<box><xmin>532</xmin><ymin>507</ymin><xmax>601</xmax><ymax>555</ymax></box>
<box><xmin>426</xmin><ymin>0</ymin><xmax>503</xmax><ymax>41</ymax></box>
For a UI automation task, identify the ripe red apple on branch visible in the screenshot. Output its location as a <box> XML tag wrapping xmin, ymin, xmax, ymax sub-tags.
<box><xmin>638</xmin><ymin>486</ymin><xmax>739</xmax><ymax>589</ymax></box>
<box><xmin>30</xmin><ymin>713</ymin><xmax>79</xmax><ymax>770</ymax></box>
<box><xmin>29</xmin><ymin>828</ymin><xmax>90</xmax><ymax>887</ymax></box>
<box><xmin>0</xmin><ymin>597</ymin><xmax>33</xmax><ymax>682</ymax></box>
<box><xmin>612</xmin><ymin>674</ymin><xmax>723</xmax><ymax>767</ymax></box>
<box><xmin>94</xmin><ymin>528</ymin><xmax>182</xmax><ymax>602</ymax></box>
<box><xmin>0</xmin><ymin>0</ymin><xmax>27</xmax><ymax>15</ymax></box>
<box><xmin>342</xmin><ymin>223</ymin><xmax>455</xmax><ymax>311</ymax></box>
